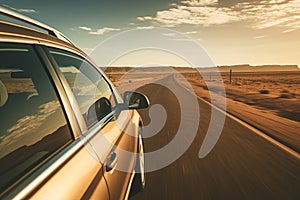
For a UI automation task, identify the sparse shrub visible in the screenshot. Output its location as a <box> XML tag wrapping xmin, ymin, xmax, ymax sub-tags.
<box><xmin>279</xmin><ymin>93</ymin><xmax>291</xmax><ymax>98</ymax></box>
<box><xmin>281</xmin><ymin>89</ymin><xmax>289</xmax><ymax>93</ymax></box>
<box><xmin>259</xmin><ymin>89</ymin><xmax>269</xmax><ymax>94</ymax></box>
<box><xmin>128</xmin><ymin>80</ymin><xmax>132</xmax><ymax>83</ymax></box>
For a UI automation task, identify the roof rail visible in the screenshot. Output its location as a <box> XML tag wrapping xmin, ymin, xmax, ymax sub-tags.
<box><xmin>0</xmin><ymin>5</ymin><xmax>75</xmax><ymax>45</ymax></box>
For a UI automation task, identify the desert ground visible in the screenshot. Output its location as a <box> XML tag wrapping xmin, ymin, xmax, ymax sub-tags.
<box><xmin>103</xmin><ymin>65</ymin><xmax>300</xmax><ymax>153</ymax></box>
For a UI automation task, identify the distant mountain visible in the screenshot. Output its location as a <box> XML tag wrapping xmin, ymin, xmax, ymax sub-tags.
<box><xmin>251</xmin><ymin>65</ymin><xmax>299</xmax><ymax>72</ymax></box>
<box><xmin>203</xmin><ymin>64</ymin><xmax>299</xmax><ymax>72</ymax></box>
<box><xmin>101</xmin><ymin>64</ymin><xmax>299</xmax><ymax>74</ymax></box>
<box><xmin>101</xmin><ymin>66</ymin><xmax>193</xmax><ymax>73</ymax></box>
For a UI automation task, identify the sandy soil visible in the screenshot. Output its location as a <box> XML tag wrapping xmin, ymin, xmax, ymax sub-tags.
<box><xmin>186</xmin><ymin>71</ymin><xmax>300</xmax><ymax>121</ymax></box>
<box><xmin>104</xmin><ymin>67</ymin><xmax>300</xmax><ymax>152</ymax></box>
<box><xmin>177</xmin><ymin>71</ymin><xmax>300</xmax><ymax>152</ymax></box>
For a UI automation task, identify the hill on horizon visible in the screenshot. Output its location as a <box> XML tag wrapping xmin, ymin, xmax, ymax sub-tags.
<box><xmin>100</xmin><ymin>64</ymin><xmax>299</xmax><ymax>73</ymax></box>
<box><xmin>213</xmin><ymin>64</ymin><xmax>299</xmax><ymax>72</ymax></box>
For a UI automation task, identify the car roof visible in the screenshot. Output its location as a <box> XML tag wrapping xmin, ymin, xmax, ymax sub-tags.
<box><xmin>0</xmin><ymin>20</ymin><xmax>86</xmax><ymax>56</ymax></box>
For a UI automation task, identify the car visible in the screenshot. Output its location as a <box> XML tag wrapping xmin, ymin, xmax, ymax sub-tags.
<box><xmin>0</xmin><ymin>6</ymin><xmax>148</xmax><ymax>200</ymax></box>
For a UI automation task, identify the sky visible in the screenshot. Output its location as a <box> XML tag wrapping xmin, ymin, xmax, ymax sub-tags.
<box><xmin>1</xmin><ymin>0</ymin><xmax>300</xmax><ymax>67</ymax></box>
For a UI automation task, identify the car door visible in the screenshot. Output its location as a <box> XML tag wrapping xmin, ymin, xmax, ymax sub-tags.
<box><xmin>0</xmin><ymin>43</ymin><xmax>109</xmax><ymax>200</ymax></box>
<box><xmin>45</xmin><ymin>46</ymin><xmax>137</xmax><ymax>200</ymax></box>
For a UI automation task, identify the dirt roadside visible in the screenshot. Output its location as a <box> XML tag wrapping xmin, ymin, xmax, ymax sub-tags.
<box><xmin>176</xmin><ymin>72</ymin><xmax>300</xmax><ymax>153</ymax></box>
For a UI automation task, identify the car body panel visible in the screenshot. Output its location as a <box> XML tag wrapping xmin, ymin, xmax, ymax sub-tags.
<box><xmin>28</xmin><ymin>143</ymin><xmax>109</xmax><ymax>200</ymax></box>
<box><xmin>90</xmin><ymin>110</ymin><xmax>139</xmax><ymax>200</ymax></box>
<box><xmin>0</xmin><ymin>13</ymin><xmax>144</xmax><ymax>199</ymax></box>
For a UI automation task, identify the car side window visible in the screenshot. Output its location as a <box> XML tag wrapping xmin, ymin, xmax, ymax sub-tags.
<box><xmin>46</xmin><ymin>48</ymin><xmax>116</xmax><ymax>128</ymax></box>
<box><xmin>0</xmin><ymin>43</ymin><xmax>72</xmax><ymax>193</ymax></box>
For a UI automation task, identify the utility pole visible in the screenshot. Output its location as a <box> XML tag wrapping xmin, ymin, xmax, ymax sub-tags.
<box><xmin>229</xmin><ymin>69</ymin><xmax>232</xmax><ymax>84</ymax></box>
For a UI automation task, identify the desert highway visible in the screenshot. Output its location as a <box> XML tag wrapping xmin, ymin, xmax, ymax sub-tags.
<box><xmin>129</xmin><ymin>75</ymin><xmax>300</xmax><ymax>200</ymax></box>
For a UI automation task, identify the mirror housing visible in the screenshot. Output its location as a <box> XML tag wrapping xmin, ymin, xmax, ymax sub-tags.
<box><xmin>123</xmin><ymin>91</ymin><xmax>149</xmax><ymax>110</ymax></box>
<box><xmin>87</xmin><ymin>97</ymin><xmax>112</xmax><ymax>124</ymax></box>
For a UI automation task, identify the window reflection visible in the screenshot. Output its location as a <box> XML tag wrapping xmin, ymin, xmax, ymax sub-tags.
<box><xmin>48</xmin><ymin>48</ymin><xmax>116</xmax><ymax>128</ymax></box>
<box><xmin>0</xmin><ymin>100</ymin><xmax>65</xmax><ymax>158</ymax></box>
<box><xmin>0</xmin><ymin>44</ymin><xmax>72</xmax><ymax>193</ymax></box>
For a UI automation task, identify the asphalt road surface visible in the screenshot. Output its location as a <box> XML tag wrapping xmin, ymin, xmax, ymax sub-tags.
<box><xmin>130</xmin><ymin>75</ymin><xmax>300</xmax><ymax>200</ymax></box>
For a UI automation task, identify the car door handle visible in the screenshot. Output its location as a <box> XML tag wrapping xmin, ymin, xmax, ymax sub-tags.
<box><xmin>106</xmin><ymin>152</ymin><xmax>118</xmax><ymax>172</ymax></box>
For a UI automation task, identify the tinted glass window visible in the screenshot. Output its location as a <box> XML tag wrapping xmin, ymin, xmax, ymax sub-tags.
<box><xmin>46</xmin><ymin>48</ymin><xmax>115</xmax><ymax>128</ymax></box>
<box><xmin>0</xmin><ymin>43</ymin><xmax>72</xmax><ymax>192</ymax></box>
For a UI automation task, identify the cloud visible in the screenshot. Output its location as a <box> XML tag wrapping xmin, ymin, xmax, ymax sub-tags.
<box><xmin>181</xmin><ymin>0</ymin><xmax>218</xmax><ymax>6</ymax></box>
<box><xmin>3</xmin><ymin>4</ymin><xmax>38</xmax><ymax>13</ymax></box>
<box><xmin>162</xmin><ymin>32</ymin><xmax>179</xmax><ymax>37</ymax></box>
<box><xmin>137</xmin><ymin>0</ymin><xmax>300</xmax><ymax>30</ymax></box>
<box><xmin>136</xmin><ymin>26</ymin><xmax>155</xmax><ymax>30</ymax></box>
<box><xmin>162</xmin><ymin>32</ymin><xmax>195</xmax><ymax>41</ymax></box>
<box><xmin>79</xmin><ymin>26</ymin><xmax>92</xmax><ymax>31</ymax></box>
<box><xmin>140</xmin><ymin>1</ymin><xmax>238</xmax><ymax>27</ymax></box>
<box><xmin>254</xmin><ymin>35</ymin><xmax>266</xmax><ymax>39</ymax></box>
<box><xmin>185</xmin><ymin>31</ymin><xmax>198</xmax><ymax>34</ymax></box>
<box><xmin>0</xmin><ymin>101</ymin><xmax>61</xmax><ymax>157</ymax></box>
<box><xmin>235</xmin><ymin>0</ymin><xmax>300</xmax><ymax>29</ymax></box>
<box><xmin>16</xmin><ymin>8</ymin><xmax>38</xmax><ymax>13</ymax></box>
<box><xmin>75</xmin><ymin>26</ymin><xmax>121</xmax><ymax>35</ymax></box>
<box><xmin>282</xmin><ymin>28</ymin><xmax>297</xmax><ymax>33</ymax></box>
<box><xmin>269</xmin><ymin>0</ymin><xmax>286</xmax><ymax>3</ymax></box>
<box><xmin>137</xmin><ymin>16</ymin><xmax>153</xmax><ymax>21</ymax></box>
<box><xmin>89</xmin><ymin>27</ymin><xmax>121</xmax><ymax>35</ymax></box>
<box><xmin>169</xmin><ymin>38</ymin><xmax>195</xmax><ymax>41</ymax></box>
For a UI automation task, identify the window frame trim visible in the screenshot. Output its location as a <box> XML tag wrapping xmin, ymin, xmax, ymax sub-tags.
<box><xmin>0</xmin><ymin>42</ymin><xmax>114</xmax><ymax>200</ymax></box>
<box><xmin>0</xmin><ymin>43</ymin><xmax>75</xmax><ymax>198</ymax></box>
<box><xmin>34</xmin><ymin>44</ymin><xmax>82</xmax><ymax>139</ymax></box>
<box><xmin>41</xmin><ymin>45</ymin><xmax>89</xmax><ymax>135</ymax></box>
<box><xmin>42</xmin><ymin>45</ymin><xmax>120</xmax><ymax>135</ymax></box>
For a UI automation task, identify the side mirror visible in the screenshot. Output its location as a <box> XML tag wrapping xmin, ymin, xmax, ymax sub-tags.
<box><xmin>86</xmin><ymin>97</ymin><xmax>112</xmax><ymax>126</ymax></box>
<box><xmin>123</xmin><ymin>91</ymin><xmax>150</xmax><ymax>110</ymax></box>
